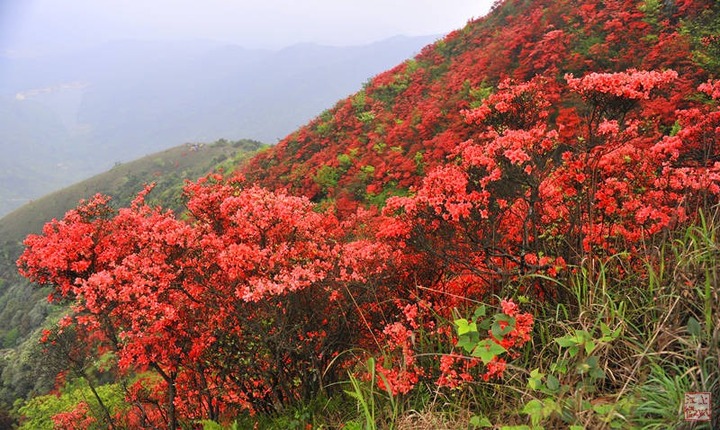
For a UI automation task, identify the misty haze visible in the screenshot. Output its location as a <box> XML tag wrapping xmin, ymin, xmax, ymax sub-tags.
<box><xmin>0</xmin><ymin>36</ymin><xmax>438</xmax><ymax>216</ymax></box>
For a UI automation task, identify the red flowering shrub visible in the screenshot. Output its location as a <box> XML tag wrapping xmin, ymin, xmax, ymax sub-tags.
<box><xmin>365</xmin><ymin>297</ymin><xmax>533</xmax><ymax>393</ymax></box>
<box><xmin>52</xmin><ymin>402</ymin><xmax>95</xmax><ymax>430</ymax></box>
<box><xmin>16</xmin><ymin>1</ymin><xmax>720</xmax><ymax>425</ymax></box>
<box><xmin>18</xmin><ymin>177</ymin><xmax>392</xmax><ymax>427</ymax></box>
<box><xmin>374</xmin><ymin>321</ymin><xmax>423</xmax><ymax>395</ymax></box>
<box><xmin>381</xmin><ymin>70</ymin><xmax>720</xmax><ymax>306</ymax></box>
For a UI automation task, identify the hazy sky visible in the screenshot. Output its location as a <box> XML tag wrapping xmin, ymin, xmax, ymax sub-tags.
<box><xmin>1</xmin><ymin>1</ymin><xmax>495</xmax><ymax>55</ymax></box>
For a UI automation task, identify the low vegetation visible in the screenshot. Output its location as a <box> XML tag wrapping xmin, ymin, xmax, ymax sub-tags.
<box><xmin>241</xmin><ymin>211</ymin><xmax>720</xmax><ymax>430</ymax></box>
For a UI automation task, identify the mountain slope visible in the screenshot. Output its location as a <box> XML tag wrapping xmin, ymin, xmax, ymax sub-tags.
<box><xmin>0</xmin><ymin>139</ymin><xmax>264</xmax><ymax>258</ymax></box>
<box><xmin>7</xmin><ymin>0</ymin><xmax>720</xmax><ymax>427</ymax></box>
<box><xmin>244</xmin><ymin>0</ymin><xmax>718</xmax><ymax>211</ymax></box>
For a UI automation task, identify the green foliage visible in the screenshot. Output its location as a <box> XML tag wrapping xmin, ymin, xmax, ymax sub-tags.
<box><xmin>364</xmin><ymin>181</ymin><xmax>409</xmax><ymax>208</ymax></box>
<box><xmin>314</xmin><ymin>165</ymin><xmax>341</xmax><ymax>190</ymax></box>
<box><xmin>358</xmin><ymin>165</ymin><xmax>376</xmax><ymax>182</ymax></box>
<box><xmin>200</xmin><ymin>420</ymin><xmax>241</xmax><ymax>430</ymax></box>
<box><xmin>17</xmin><ymin>379</ymin><xmax>125</xmax><ymax>430</ymax></box>
<box><xmin>468</xmin><ymin>81</ymin><xmax>495</xmax><ymax>109</ymax></box>
<box><xmin>357</xmin><ymin>111</ymin><xmax>376</xmax><ymax>124</ymax></box>
<box><xmin>372</xmin><ymin>142</ymin><xmax>387</xmax><ymax>154</ymax></box>
<box><xmin>315</xmin><ymin>110</ymin><xmax>335</xmax><ymax>137</ymax></box>
<box><xmin>454</xmin><ymin>305</ymin><xmax>511</xmax><ymax>364</ymax></box>
<box><xmin>501</xmin><ymin>211</ymin><xmax>720</xmax><ymax>429</ymax></box>
<box><xmin>413</xmin><ymin>151</ymin><xmax>425</xmax><ymax>175</ymax></box>
<box><xmin>469</xmin><ymin>415</ymin><xmax>493</xmax><ymax>428</ymax></box>
<box><xmin>682</xmin><ymin>3</ymin><xmax>720</xmax><ymax>76</ymax></box>
<box><xmin>633</xmin><ymin>363</ymin><xmax>691</xmax><ymax>429</ymax></box>
<box><xmin>638</xmin><ymin>0</ymin><xmax>662</xmax><ymax>29</ymax></box>
<box><xmin>371</xmin><ymin>73</ymin><xmax>412</xmax><ymax>107</ymax></box>
<box><xmin>337</xmin><ymin>152</ymin><xmax>355</xmax><ymax>169</ymax></box>
<box><xmin>351</xmin><ymin>91</ymin><xmax>367</xmax><ymax>111</ymax></box>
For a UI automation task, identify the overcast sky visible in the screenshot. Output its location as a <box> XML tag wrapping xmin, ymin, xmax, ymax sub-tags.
<box><xmin>0</xmin><ymin>1</ymin><xmax>495</xmax><ymax>55</ymax></box>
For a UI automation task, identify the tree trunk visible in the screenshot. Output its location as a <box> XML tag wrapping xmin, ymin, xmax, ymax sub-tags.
<box><xmin>152</xmin><ymin>363</ymin><xmax>178</xmax><ymax>430</ymax></box>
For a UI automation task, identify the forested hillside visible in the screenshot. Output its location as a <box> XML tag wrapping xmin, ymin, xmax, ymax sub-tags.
<box><xmin>9</xmin><ymin>0</ymin><xmax>720</xmax><ymax>428</ymax></box>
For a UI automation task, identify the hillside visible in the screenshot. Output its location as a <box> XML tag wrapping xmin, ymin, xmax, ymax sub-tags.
<box><xmin>0</xmin><ymin>138</ymin><xmax>264</xmax><ymax>254</ymax></box>
<box><xmin>7</xmin><ymin>0</ymin><xmax>720</xmax><ymax>428</ymax></box>
<box><xmin>245</xmin><ymin>0</ymin><xmax>719</xmax><ymax>211</ymax></box>
<box><xmin>0</xmin><ymin>36</ymin><xmax>436</xmax><ymax>217</ymax></box>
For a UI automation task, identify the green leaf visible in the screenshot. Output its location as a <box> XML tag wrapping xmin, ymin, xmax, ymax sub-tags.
<box><xmin>584</xmin><ymin>340</ymin><xmax>596</xmax><ymax>355</ymax></box>
<box><xmin>568</xmin><ymin>345</ymin><xmax>579</xmax><ymax>358</ymax></box>
<box><xmin>542</xmin><ymin>397</ymin><xmax>561</xmax><ymax>415</ymax></box>
<box><xmin>343</xmin><ymin>421</ymin><xmax>363</xmax><ymax>430</ymax></box>
<box><xmin>528</xmin><ymin>368</ymin><xmax>544</xmax><ymax>390</ymax></box>
<box><xmin>200</xmin><ymin>420</ymin><xmax>225</xmax><ymax>430</ymax></box>
<box><xmin>599</xmin><ymin>322</ymin><xmax>619</xmax><ymax>342</ymax></box>
<box><xmin>550</xmin><ymin>361</ymin><xmax>568</xmax><ymax>375</ymax></box>
<box><xmin>600</xmin><ymin>321</ymin><xmax>612</xmax><ymax>338</ymax></box>
<box><xmin>473</xmin><ymin>305</ymin><xmax>487</xmax><ymax>320</ymax></box>
<box><xmin>546</xmin><ymin>374</ymin><xmax>560</xmax><ymax>392</ymax></box>
<box><xmin>455</xmin><ymin>318</ymin><xmax>477</xmax><ymax>336</ymax></box>
<box><xmin>472</xmin><ymin>339</ymin><xmax>506</xmax><ymax>364</ymax></box>
<box><xmin>590</xmin><ymin>366</ymin><xmax>605</xmax><ymax>380</ymax></box>
<box><xmin>687</xmin><ymin>316</ymin><xmax>702</xmax><ymax>337</ymax></box>
<box><xmin>491</xmin><ymin>314</ymin><xmax>516</xmax><ymax>338</ymax></box>
<box><xmin>456</xmin><ymin>337</ymin><xmax>473</xmax><ymax>352</ymax></box>
<box><xmin>576</xmin><ymin>329</ymin><xmax>592</xmax><ymax>343</ymax></box>
<box><xmin>456</xmin><ymin>334</ymin><xmax>479</xmax><ymax>353</ymax></box>
<box><xmin>585</xmin><ymin>355</ymin><xmax>599</xmax><ymax>368</ymax></box>
<box><xmin>478</xmin><ymin>317</ymin><xmax>493</xmax><ymax>330</ymax></box>
<box><xmin>343</xmin><ymin>390</ymin><xmax>360</xmax><ymax>400</ymax></box>
<box><xmin>555</xmin><ymin>335</ymin><xmax>578</xmax><ymax>348</ymax></box>
<box><xmin>469</xmin><ymin>415</ymin><xmax>493</xmax><ymax>428</ymax></box>
<box><xmin>592</xmin><ymin>403</ymin><xmax>614</xmax><ymax>415</ymax></box>
<box><xmin>521</xmin><ymin>398</ymin><xmax>544</xmax><ymax>416</ymax></box>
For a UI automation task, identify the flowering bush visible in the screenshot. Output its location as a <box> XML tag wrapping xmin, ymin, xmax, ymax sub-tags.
<box><xmin>362</xmin><ymin>298</ymin><xmax>533</xmax><ymax>394</ymax></box>
<box><xmin>380</xmin><ymin>70</ymin><xmax>720</xmax><ymax>308</ymax></box>
<box><xmin>18</xmin><ymin>177</ymin><xmax>392</xmax><ymax>427</ymax></box>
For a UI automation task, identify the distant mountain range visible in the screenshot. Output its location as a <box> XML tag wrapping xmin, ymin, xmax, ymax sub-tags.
<box><xmin>0</xmin><ymin>35</ymin><xmax>437</xmax><ymax>216</ymax></box>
